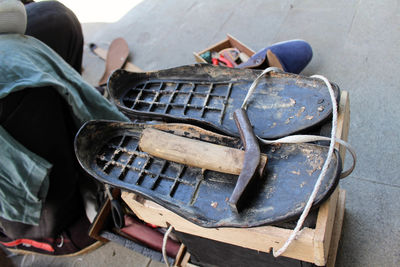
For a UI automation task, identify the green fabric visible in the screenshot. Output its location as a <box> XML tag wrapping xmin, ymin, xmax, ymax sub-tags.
<box><xmin>0</xmin><ymin>34</ymin><xmax>129</xmax><ymax>225</ymax></box>
<box><xmin>0</xmin><ymin>126</ymin><xmax>51</xmax><ymax>225</ymax></box>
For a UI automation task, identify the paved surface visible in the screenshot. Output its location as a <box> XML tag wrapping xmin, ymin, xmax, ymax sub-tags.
<box><xmin>5</xmin><ymin>0</ymin><xmax>400</xmax><ymax>266</ymax></box>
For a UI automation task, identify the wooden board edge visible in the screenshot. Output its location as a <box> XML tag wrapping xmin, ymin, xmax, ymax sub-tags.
<box><xmin>193</xmin><ymin>51</ymin><xmax>207</xmax><ymax>63</ymax></box>
<box><xmin>180</xmin><ymin>250</ymin><xmax>192</xmax><ymax>267</ymax></box>
<box><xmin>312</xmin><ymin>90</ymin><xmax>349</xmax><ymax>265</ymax></box>
<box><xmin>336</xmin><ymin>91</ymin><xmax>350</xmax><ymax>163</ymax></box>
<box><xmin>88</xmin><ymin>198</ymin><xmax>112</xmax><ymax>243</ymax></box>
<box><xmin>124</xmin><ymin>61</ymin><xmax>144</xmax><ymax>73</ymax></box>
<box><xmin>7</xmin><ymin>241</ymin><xmax>104</xmax><ymax>258</ymax></box>
<box><xmin>173</xmin><ymin>244</ymin><xmax>187</xmax><ymax>267</ymax></box>
<box><xmin>89</xmin><ymin>45</ymin><xmax>143</xmax><ymax>72</ymax></box>
<box><xmin>227</xmin><ymin>34</ymin><xmax>255</xmax><ymax>56</ymax></box>
<box><xmin>194</xmin><ymin>37</ymin><xmax>230</xmax><ymax>58</ymax></box>
<box><xmin>121</xmin><ymin>191</ymin><xmax>316</xmax><ymax>263</ymax></box>
<box><xmin>313</xmin><ymin>187</ymin><xmax>339</xmax><ymax>266</ymax></box>
<box><xmin>326</xmin><ymin>189</ymin><xmax>346</xmax><ymax>267</ymax></box>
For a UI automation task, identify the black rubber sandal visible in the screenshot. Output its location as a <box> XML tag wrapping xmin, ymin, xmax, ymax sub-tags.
<box><xmin>74</xmin><ymin>121</ymin><xmax>342</xmax><ymax>228</ymax></box>
<box><xmin>107</xmin><ymin>64</ymin><xmax>340</xmax><ymax>139</ymax></box>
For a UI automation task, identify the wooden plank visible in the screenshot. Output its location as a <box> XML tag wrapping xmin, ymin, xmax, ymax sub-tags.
<box><xmin>312</xmin><ymin>91</ymin><xmax>349</xmax><ymax>265</ymax></box>
<box><xmin>91</xmin><ymin>45</ymin><xmax>143</xmax><ymax>72</ymax></box>
<box><xmin>174</xmin><ymin>244</ymin><xmax>187</xmax><ymax>267</ymax></box>
<box><xmin>181</xmin><ymin>252</ymin><xmax>193</xmax><ymax>267</ymax></box>
<box><xmin>123</xmin><ymin>61</ymin><xmax>144</xmax><ymax>72</ymax></box>
<box><xmin>313</xmin><ymin>187</ymin><xmax>339</xmax><ymax>266</ymax></box>
<box><xmin>326</xmin><ymin>189</ymin><xmax>346</xmax><ymax>267</ymax></box>
<box><xmin>122</xmin><ymin>192</ymin><xmax>316</xmax><ymax>263</ymax></box>
<box><xmin>88</xmin><ymin>198</ymin><xmax>112</xmax><ymax>243</ymax></box>
<box><xmin>336</xmin><ymin>91</ymin><xmax>350</xmax><ymax>162</ymax></box>
<box><xmin>89</xmin><ymin>188</ymin><xmax>121</xmax><ymax>242</ymax></box>
<box><xmin>8</xmin><ymin>241</ymin><xmax>103</xmax><ymax>258</ymax></box>
<box><xmin>227</xmin><ymin>34</ymin><xmax>255</xmax><ymax>57</ymax></box>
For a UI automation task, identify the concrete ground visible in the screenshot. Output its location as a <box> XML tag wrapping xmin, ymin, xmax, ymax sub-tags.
<box><xmin>6</xmin><ymin>0</ymin><xmax>400</xmax><ymax>266</ymax></box>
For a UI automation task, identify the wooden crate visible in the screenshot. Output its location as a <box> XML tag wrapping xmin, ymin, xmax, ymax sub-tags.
<box><xmin>122</xmin><ymin>91</ymin><xmax>350</xmax><ymax>266</ymax></box>
<box><xmin>193</xmin><ymin>34</ymin><xmax>255</xmax><ymax>64</ymax></box>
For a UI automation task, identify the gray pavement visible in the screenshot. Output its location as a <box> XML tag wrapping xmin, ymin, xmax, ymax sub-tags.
<box><xmin>7</xmin><ymin>0</ymin><xmax>400</xmax><ymax>266</ymax></box>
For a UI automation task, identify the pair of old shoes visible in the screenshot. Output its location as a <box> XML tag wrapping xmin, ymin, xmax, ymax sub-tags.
<box><xmin>238</xmin><ymin>39</ymin><xmax>313</xmax><ymax>74</ymax></box>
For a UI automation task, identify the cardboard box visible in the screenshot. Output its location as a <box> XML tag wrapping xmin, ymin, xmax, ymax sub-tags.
<box><xmin>193</xmin><ymin>34</ymin><xmax>255</xmax><ymax>64</ymax></box>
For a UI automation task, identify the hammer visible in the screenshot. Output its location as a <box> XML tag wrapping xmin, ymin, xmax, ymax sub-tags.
<box><xmin>139</xmin><ymin>112</ymin><xmax>264</xmax><ymax>212</ymax></box>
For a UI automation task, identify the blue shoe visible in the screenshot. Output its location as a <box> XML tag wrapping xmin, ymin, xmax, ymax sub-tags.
<box><xmin>237</xmin><ymin>39</ymin><xmax>313</xmax><ymax>74</ymax></box>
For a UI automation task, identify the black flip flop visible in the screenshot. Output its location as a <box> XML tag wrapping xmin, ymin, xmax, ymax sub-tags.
<box><xmin>107</xmin><ymin>64</ymin><xmax>340</xmax><ymax>139</ymax></box>
<box><xmin>74</xmin><ymin>120</ymin><xmax>341</xmax><ymax>228</ymax></box>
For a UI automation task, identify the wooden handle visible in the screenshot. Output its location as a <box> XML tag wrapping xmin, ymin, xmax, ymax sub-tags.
<box><xmin>139</xmin><ymin>128</ymin><xmax>267</xmax><ymax>175</ymax></box>
<box><xmin>91</xmin><ymin>43</ymin><xmax>143</xmax><ymax>73</ymax></box>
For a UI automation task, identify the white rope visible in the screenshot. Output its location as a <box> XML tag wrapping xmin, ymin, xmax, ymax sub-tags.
<box><xmin>240</xmin><ymin>69</ymin><xmax>354</xmax><ymax>257</ymax></box>
<box><xmin>162</xmin><ymin>225</ymin><xmax>174</xmax><ymax>267</ymax></box>
<box><xmin>241</xmin><ymin>67</ymin><xmax>282</xmax><ymax>110</ymax></box>
<box><xmin>241</xmin><ymin>67</ymin><xmax>355</xmax><ymax>178</ymax></box>
<box><xmin>272</xmin><ymin>74</ymin><xmax>338</xmax><ymax>257</ymax></box>
<box><xmin>257</xmin><ymin>135</ymin><xmax>356</xmax><ymax>179</ymax></box>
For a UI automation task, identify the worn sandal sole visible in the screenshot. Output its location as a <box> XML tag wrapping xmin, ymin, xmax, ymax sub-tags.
<box><xmin>107</xmin><ymin>64</ymin><xmax>340</xmax><ymax>139</ymax></box>
<box><xmin>97</xmin><ymin>38</ymin><xmax>130</xmax><ymax>86</ymax></box>
<box><xmin>75</xmin><ymin>121</ymin><xmax>341</xmax><ymax>228</ymax></box>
